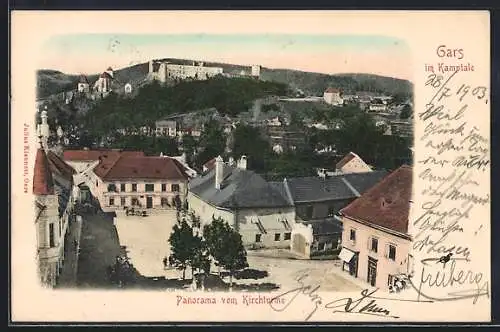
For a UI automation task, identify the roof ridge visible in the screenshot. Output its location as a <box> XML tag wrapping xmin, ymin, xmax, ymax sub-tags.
<box><xmin>100</xmin><ymin>153</ymin><xmax>123</xmax><ymax>178</ymax></box>
<box><xmin>341</xmin><ymin>176</ymin><xmax>361</xmax><ymax>197</ymax></box>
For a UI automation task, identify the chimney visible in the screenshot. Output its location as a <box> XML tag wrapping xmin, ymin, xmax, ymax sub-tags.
<box><xmin>215</xmin><ymin>155</ymin><xmax>224</xmax><ymax>189</ymax></box>
<box><xmin>237</xmin><ymin>155</ymin><xmax>247</xmax><ymax>170</ymax></box>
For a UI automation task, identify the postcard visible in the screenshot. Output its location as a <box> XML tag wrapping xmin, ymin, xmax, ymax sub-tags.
<box><xmin>10</xmin><ymin>11</ymin><xmax>491</xmax><ymax>322</ymax></box>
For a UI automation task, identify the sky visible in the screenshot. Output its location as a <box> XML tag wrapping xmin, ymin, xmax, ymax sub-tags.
<box><xmin>39</xmin><ymin>34</ymin><xmax>412</xmax><ymax>80</ymax></box>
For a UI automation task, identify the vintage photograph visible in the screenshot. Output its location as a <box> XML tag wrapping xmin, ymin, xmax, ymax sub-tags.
<box><xmin>33</xmin><ymin>33</ymin><xmax>414</xmax><ymax>293</ymax></box>
<box><xmin>12</xmin><ymin>11</ymin><xmax>490</xmax><ymax>322</ymax></box>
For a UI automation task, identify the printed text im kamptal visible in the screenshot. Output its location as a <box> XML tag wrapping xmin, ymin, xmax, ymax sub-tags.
<box><xmin>438</xmin><ymin>63</ymin><xmax>474</xmax><ymax>74</ymax></box>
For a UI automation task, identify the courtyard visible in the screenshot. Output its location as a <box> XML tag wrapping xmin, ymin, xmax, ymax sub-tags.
<box><xmin>112</xmin><ymin>211</ymin><xmax>361</xmax><ymax>292</ymax></box>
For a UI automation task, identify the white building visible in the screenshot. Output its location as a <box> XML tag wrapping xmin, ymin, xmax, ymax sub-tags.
<box><xmin>148</xmin><ymin>60</ymin><xmax>223</xmax><ymax>83</ymax></box>
<box><xmin>335</xmin><ymin>152</ymin><xmax>372</xmax><ymax>174</ymax></box>
<box><xmin>338</xmin><ymin>165</ymin><xmax>414</xmax><ymax>291</ymax></box>
<box><xmin>77</xmin><ymin>75</ymin><xmax>90</xmax><ymax>93</ymax></box>
<box><xmin>323</xmin><ymin>88</ymin><xmax>344</xmax><ymax>106</ymax></box>
<box><xmin>188</xmin><ymin>156</ymin><xmax>296</xmax><ymax>249</ymax></box>
<box><xmin>93</xmin><ymin>71</ymin><xmax>113</xmax><ymax>94</ymax></box>
<box><xmin>251</xmin><ymin>65</ymin><xmax>261</xmax><ymax>78</ymax></box>
<box><xmin>155</xmin><ymin>120</ymin><xmax>177</xmax><ymax>137</ymax></box>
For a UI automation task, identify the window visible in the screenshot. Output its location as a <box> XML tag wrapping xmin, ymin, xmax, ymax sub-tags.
<box><xmin>328</xmin><ymin>206</ymin><xmax>335</xmax><ymax>217</ymax></box>
<box><xmin>120</xmin><ymin>197</ymin><xmax>126</xmax><ymax>206</ymax></box>
<box><xmin>305</xmin><ymin>205</ymin><xmax>314</xmax><ymax>219</ymax></box>
<box><xmin>255</xmin><ymin>234</ymin><xmax>262</xmax><ymax>243</ymax></box>
<box><xmin>107</xmin><ymin>184</ymin><xmax>117</xmax><ymax>192</ymax></box>
<box><xmin>349</xmin><ymin>229</ymin><xmax>356</xmax><ymax>242</ymax></box>
<box><xmin>49</xmin><ymin>223</ymin><xmax>55</xmax><ymax>247</ymax></box>
<box><xmin>131</xmin><ymin>197</ymin><xmax>139</xmax><ymax>206</ymax></box>
<box><xmin>371</xmin><ymin>237</ymin><xmax>378</xmax><ymax>253</ymax></box>
<box><xmin>96</xmin><ymin>180</ymin><xmax>98</xmax><ymax>187</ymax></box>
<box><xmin>145</xmin><ymin>184</ymin><xmax>154</xmax><ymax>192</ymax></box>
<box><xmin>388</xmin><ymin>244</ymin><xmax>397</xmax><ymax>261</ymax></box>
<box><xmin>171</xmin><ymin>184</ymin><xmax>180</xmax><ymax>192</ymax></box>
<box><xmin>131</xmin><ymin>183</ymin><xmax>137</xmax><ymax>192</ymax></box>
<box><xmin>284</xmin><ymin>232</ymin><xmax>291</xmax><ymax>240</ymax></box>
<box><xmin>120</xmin><ymin>183</ymin><xmax>126</xmax><ymax>192</ymax></box>
<box><xmin>274</xmin><ymin>233</ymin><xmax>281</xmax><ymax>241</ymax></box>
<box><xmin>109</xmin><ymin>198</ymin><xmax>114</xmax><ymax>206</ymax></box>
<box><xmin>318</xmin><ymin>242</ymin><xmax>326</xmax><ymax>251</ymax></box>
<box><xmin>161</xmin><ymin>183</ymin><xmax>167</xmax><ymax>192</ymax></box>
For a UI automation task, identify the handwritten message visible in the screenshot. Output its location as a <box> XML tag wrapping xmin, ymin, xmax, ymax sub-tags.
<box><xmin>410</xmin><ymin>57</ymin><xmax>490</xmax><ymax>304</ymax></box>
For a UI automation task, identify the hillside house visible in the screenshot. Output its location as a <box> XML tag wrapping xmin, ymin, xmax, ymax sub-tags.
<box><xmin>188</xmin><ymin>156</ymin><xmax>296</xmax><ymax>249</ymax></box>
<box><xmin>155</xmin><ymin>120</ymin><xmax>178</xmax><ymax>137</ymax></box>
<box><xmin>77</xmin><ymin>75</ymin><xmax>90</xmax><ymax>93</ymax></box>
<box><xmin>336</xmin><ymin>152</ymin><xmax>373</xmax><ymax>174</ymax></box>
<box><xmin>338</xmin><ymin>165</ymin><xmax>413</xmax><ymax>291</ymax></box>
<box><xmin>323</xmin><ymin>88</ymin><xmax>344</xmax><ymax>106</ymax></box>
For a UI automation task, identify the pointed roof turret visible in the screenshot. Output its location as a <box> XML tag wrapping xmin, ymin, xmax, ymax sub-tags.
<box><xmin>33</xmin><ymin>148</ymin><xmax>54</xmax><ymax>195</ymax></box>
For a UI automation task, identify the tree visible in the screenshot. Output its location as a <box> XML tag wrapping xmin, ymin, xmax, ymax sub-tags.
<box><xmin>231</xmin><ymin>124</ymin><xmax>271</xmax><ymax>171</ymax></box>
<box><xmin>195</xmin><ymin>119</ymin><xmax>226</xmax><ymax>168</ymax></box>
<box><xmin>168</xmin><ymin>217</ymin><xmax>196</xmax><ymax>280</ymax></box>
<box><xmin>203</xmin><ymin>216</ymin><xmax>248</xmax><ymax>290</ymax></box>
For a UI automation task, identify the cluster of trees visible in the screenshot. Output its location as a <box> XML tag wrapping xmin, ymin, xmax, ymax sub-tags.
<box><xmin>168</xmin><ymin>212</ymin><xmax>248</xmax><ymax>290</ymax></box>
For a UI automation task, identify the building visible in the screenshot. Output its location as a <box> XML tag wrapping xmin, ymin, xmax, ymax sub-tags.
<box><xmin>155</xmin><ymin>120</ymin><xmax>178</xmax><ymax>137</ymax></box>
<box><xmin>188</xmin><ymin>156</ymin><xmax>296</xmax><ymax>249</ymax></box>
<box><xmin>87</xmin><ymin>154</ymin><xmax>190</xmax><ymax>211</ymax></box>
<box><xmin>148</xmin><ymin>60</ymin><xmax>223</xmax><ymax>83</ymax></box>
<box><xmin>265</xmin><ymin>125</ymin><xmax>307</xmax><ymax>152</ymax></box>
<box><xmin>93</xmin><ymin>71</ymin><xmax>113</xmax><ymax>95</ymax></box>
<box><xmin>368</xmin><ymin>100</ymin><xmax>388</xmax><ymax>112</ymax></box>
<box><xmin>323</xmin><ymin>88</ymin><xmax>344</xmax><ymax>106</ymax></box>
<box><xmin>390</xmin><ymin>120</ymin><xmax>414</xmax><ymax>138</ymax></box>
<box><xmin>337</xmin><ymin>165</ymin><xmax>413</xmax><ymax>291</ymax></box>
<box><xmin>251</xmin><ymin>65</ymin><xmax>261</xmax><ymax>78</ymax></box>
<box><xmin>283</xmin><ymin>171</ymin><xmax>388</xmax><ymax>258</ymax></box>
<box><xmin>335</xmin><ymin>152</ymin><xmax>372</xmax><ymax>174</ymax></box>
<box><xmin>77</xmin><ymin>75</ymin><xmax>90</xmax><ymax>93</ymax></box>
<box><xmin>33</xmin><ymin>147</ymin><xmax>77</xmax><ymax>287</ymax></box>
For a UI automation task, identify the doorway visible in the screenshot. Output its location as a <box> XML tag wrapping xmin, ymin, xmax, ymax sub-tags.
<box><xmin>146</xmin><ymin>196</ymin><xmax>153</xmax><ymax>209</ymax></box>
<box><xmin>367</xmin><ymin>257</ymin><xmax>377</xmax><ymax>287</ymax></box>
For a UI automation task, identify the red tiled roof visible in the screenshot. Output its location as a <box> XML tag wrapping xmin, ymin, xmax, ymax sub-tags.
<box><xmin>93</xmin><ymin>155</ymin><xmax>189</xmax><ymax>181</ymax></box>
<box><xmin>33</xmin><ymin>148</ymin><xmax>54</xmax><ymax>195</ymax></box>
<box><xmin>63</xmin><ymin>150</ymin><xmax>144</xmax><ymax>162</ymax></box>
<box><xmin>336</xmin><ymin>152</ymin><xmax>358</xmax><ymax>170</ymax></box>
<box><xmin>325</xmin><ymin>87</ymin><xmax>341</xmax><ymax>93</ymax></box>
<box><xmin>340</xmin><ymin>165</ymin><xmax>413</xmax><ymax>235</ymax></box>
<box><xmin>47</xmin><ymin>151</ymin><xmax>75</xmax><ymax>182</ymax></box>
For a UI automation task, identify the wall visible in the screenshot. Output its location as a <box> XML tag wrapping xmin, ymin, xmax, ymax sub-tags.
<box><xmin>236</xmin><ymin>206</ymin><xmax>295</xmax><ymax>249</ymax></box>
<box><xmin>100</xmin><ymin>179</ymin><xmax>188</xmax><ymax>211</ymax></box>
<box><xmin>295</xmin><ymin>199</ymin><xmax>352</xmax><ymax>221</ymax></box>
<box><xmin>340</xmin><ymin>216</ymin><xmax>412</xmax><ymax>291</ymax></box>
<box><xmin>290</xmin><ymin>223</ymin><xmax>314</xmax><ymax>258</ymax></box>
<box><xmin>187</xmin><ymin>192</ymin><xmax>235</xmax><ymax>227</ymax></box>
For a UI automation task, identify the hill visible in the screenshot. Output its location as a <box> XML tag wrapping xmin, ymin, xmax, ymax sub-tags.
<box><xmin>37</xmin><ymin>58</ymin><xmax>413</xmax><ymax>99</ymax></box>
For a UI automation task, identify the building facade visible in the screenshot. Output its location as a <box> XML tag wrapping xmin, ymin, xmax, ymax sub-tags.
<box><xmin>89</xmin><ymin>154</ymin><xmax>189</xmax><ymax>211</ymax></box>
<box><xmin>337</xmin><ymin>165</ymin><xmax>413</xmax><ymax>291</ymax></box>
<box><xmin>323</xmin><ymin>88</ymin><xmax>344</xmax><ymax>106</ymax></box>
<box><xmin>148</xmin><ymin>60</ymin><xmax>223</xmax><ymax>83</ymax></box>
<box><xmin>33</xmin><ymin>148</ymin><xmax>76</xmax><ymax>287</ymax></box>
<box><xmin>188</xmin><ymin>156</ymin><xmax>296</xmax><ymax>249</ymax></box>
<box><xmin>155</xmin><ymin>120</ymin><xmax>178</xmax><ymax>137</ymax></box>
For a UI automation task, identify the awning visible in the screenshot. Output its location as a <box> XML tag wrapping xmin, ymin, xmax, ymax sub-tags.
<box><xmin>339</xmin><ymin>248</ymin><xmax>355</xmax><ymax>263</ymax></box>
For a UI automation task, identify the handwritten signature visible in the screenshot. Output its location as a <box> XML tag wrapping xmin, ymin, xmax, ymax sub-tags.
<box><xmin>269</xmin><ymin>272</ymin><xmax>403</xmax><ymax>320</ymax></box>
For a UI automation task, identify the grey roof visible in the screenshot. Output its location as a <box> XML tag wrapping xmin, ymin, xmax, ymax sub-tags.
<box><xmin>189</xmin><ymin>164</ymin><xmax>293</xmax><ymax>209</ymax></box>
<box><xmin>304</xmin><ymin>220</ymin><xmax>343</xmax><ymax>235</ymax></box>
<box><xmin>285</xmin><ymin>170</ymin><xmax>388</xmax><ymax>203</ymax></box>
